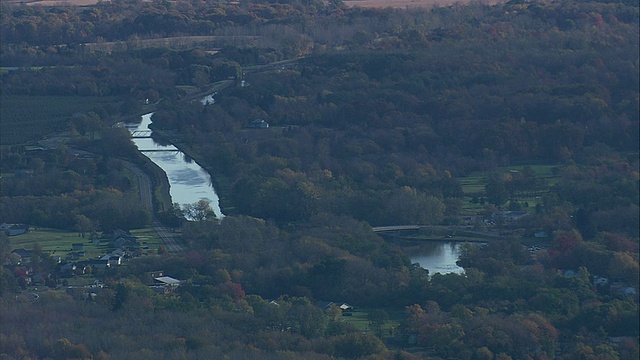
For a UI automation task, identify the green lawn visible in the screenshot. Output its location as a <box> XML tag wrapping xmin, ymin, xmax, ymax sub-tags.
<box><xmin>340</xmin><ymin>307</ymin><xmax>405</xmax><ymax>338</ymax></box>
<box><xmin>129</xmin><ymin>228</ymin><xmax>165</xmax><ymax>255</ymax></box>
<box><xmin>459</xmin><ymin>163</ymin><xmax>562</xmax><ymax>214</ymax></box>
<box><xmin>9</xmin><ymin>228</ymin><xmax>101</xmax><ymax>260</ymax></box>
<box><xmin>9</xmin><ymin>227</ymin><xmax>165</xmax><ymax>261</ymax></box>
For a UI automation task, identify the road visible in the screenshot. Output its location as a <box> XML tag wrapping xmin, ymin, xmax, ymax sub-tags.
<box><xmin>121</xmin><ymin>161</ymin><xmax>183</xmax><ymax>253</ymax></box>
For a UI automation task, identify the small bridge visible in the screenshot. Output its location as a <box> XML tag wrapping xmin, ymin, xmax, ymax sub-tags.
<box><xmin>131</xmin><ymin>130</ymin><xmax>153</xmax><ymax>138</ymax></box>
<box><xmin>372</xmin><ymin>225</ymin><xmax>421</xmax><ymax>233</ymax></box>
<box><xmin>139</xmin><ymin>149</ymin><xmax>180</xmax><ymax>153</ymax></box>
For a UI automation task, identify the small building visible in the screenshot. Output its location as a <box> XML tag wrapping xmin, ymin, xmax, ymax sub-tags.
<box><xmin>317</xmin><ymin>301</ymin><xmax>354</xmax><ymax>315</ymax></box>
<box><xmin>148</xmin><ymin>270</ymin><xmax>164</xmax><ymax>278</ymax></box>
<box><xmin>618</xmin><ymin>286</ymin><xmax>638</xmax><ymax>298</ymax></box>
<box><xmin>247</xmin><ymin>119</ymin><xmax>269</xmax><ymax>129</ymax></box>
<box><xmin>88</xmin><ymin>259</ymin><xmax>109</xmax><ymax>269</ymax></box>
<box><xmin>152</xmin><ymin>276</ymin><xmax>181</xmax><ymax>294</ymax></box>
<box><xmin>59</xmin><ymin>263</ymin><xmax>77</xmax><ymax>278</ymax></box>
<box><xmin>561</xmin><ymin>269</ymin><xmax>576</xmax><ymax>277</ymax></box>
<box><xmin>593</xmin><ymin>275</ymin><xmax>609</xmax><ymax>287</ymax></box>
<box><xmin>1</xmin><ymin>223</ymin><xmax>29</xmax><ymax>236</ymax></box>
<box><xmin>107</xmin><ymin>229</ymin><xmax>139</xmax><ymax>250</ymax></box>
<box><xmin>534</xmin><ymin>231</ymin><xmax>548</xmax><ymax>238</ymax></box>
<box><xmin>107</xmin><ymin>256</ymin><xmax>122</xmax><ymax>267</ymax></box>
<box><xmin>492</xmin><ymin>211</ymin><xmax>529</xmax><ymax>222</ymax></box>
<box><xmin>12</xmin><ymin>248</ymin><xmax>33</xmax><ymax>258</ymax></box>
<box><xmin>70</xmin><ymin>251</ymin><xmax>85</xmax><ymax>260</ymax></box>
<box><xmin>154</xmin><ymin>276</ymin><xmax>181</xmax><ymax>287</ymax></box>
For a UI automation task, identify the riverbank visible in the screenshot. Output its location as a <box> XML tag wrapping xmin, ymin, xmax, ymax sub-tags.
<box><xmin>378</xmin><ymin>225</ymin><xmax>504</xmax><ymax>244</ymax></box>
<box><xmin>129</xmin><ymin>149</ymin><xmax>173</xmax><ymax>214</ymax></box>
<box><xmin>150</xmin><ymin>127</ymin><xmax>236</xmax><ymax>216</ymax></box>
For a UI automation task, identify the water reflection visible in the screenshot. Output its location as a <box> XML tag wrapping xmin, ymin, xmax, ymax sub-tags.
<box><xmin>200</xmin><ymin>94</ymin><xmax>215</xmax><ymax>105</ymax></box>
<box><xmin>408</xmin><ymin>242</ymin><xmax>465</xmax><ymax>275</ymax></box>
<box><xmin>125</xmin><ymin>113</ymin><xmax>224</xmax><ymax>219</ymax></box>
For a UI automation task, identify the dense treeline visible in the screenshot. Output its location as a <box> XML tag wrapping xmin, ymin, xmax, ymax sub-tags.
<box><xmin>148</xmin><ymin>0</ymin><xmax>638</xmax><ymax>225</ymax></box>
<box><xmin>1</xmin><ymin>216</ymin><xmax>638</xmax><ymax>359</ymax></box>
<box><xmin>0</xmin><ymin>0</ymin><xmax>335</xmax><ymax>46</ymax></box>
<box><xmin>0</xmin><ymin>140</ymin><xmax>151</xmax><ymax>231</ymax></box>
<box><xmin>0</xmin><ymin>0</ymin><xmax>638</xmax><ymax>359</ymax></box>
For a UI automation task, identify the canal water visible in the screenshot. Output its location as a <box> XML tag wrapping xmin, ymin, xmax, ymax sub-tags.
<box><xmin>406</xmin><ymin>241</ymin><xmax>465</xmax><ymax>275</ymax></box>
<box><xmin>124</xmin><ymin>113</ymin><xmax>224</xmax><ymax>219</ymax></box>
<box><xmin>125</xmin><ymin>110</ymin><xmax>462</xmax><ymax>274</ymax></box>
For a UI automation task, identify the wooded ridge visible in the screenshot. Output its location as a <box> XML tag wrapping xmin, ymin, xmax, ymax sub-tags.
<box><xmin>0</xmin><ymin>1</ymin><xmax>638</xmax><ymax>359</ymax></box>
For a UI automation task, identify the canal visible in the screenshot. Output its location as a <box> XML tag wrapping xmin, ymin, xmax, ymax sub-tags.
<box><xmin>124</xmin><ymin>113</ymin><xmax>224</xmax><ymax>219</ymax></box>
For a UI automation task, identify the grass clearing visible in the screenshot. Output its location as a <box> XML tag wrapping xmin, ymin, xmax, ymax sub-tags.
<box><xmin>129</xmin><ymin>228</ymin><xmax>165</xmax><ymax>255</ymax></box>
<box><xmin>9</xmin><ymin>228</ymin><xmax>101</xmax><ymax>260</ymax></box>
<box><xmin>459</xmin><ymin>162</ymin><xmax>563</xmax><ymax>214</ymax></box>
<box><xmin>9</xmin><ymin>227</ymin><xmax>165</xmax><ymax>261</ymax></box>
<box><xmin>340</xmin><ymin>307</ymin><xmax>405</xmax><ymax>337</ymax></box>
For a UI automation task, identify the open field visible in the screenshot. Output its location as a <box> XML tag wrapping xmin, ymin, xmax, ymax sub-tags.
<box><xmin>9</xmin><ymin>228</ymin><xmax>105</xmax><ymax>260</ymax></box>
<box><xmin>341</xmin><ymin>307</ymin><xmax>405</xmax><ymax>338</ymax></box>
<box><xmin>0</xmin><ymin>95</ymin><xmax>120</xmax><ymax>145</ymax></box>
<box><xmin>8</xmin><ymin>227</ymin><xmax>164</xmax><ymax>261</ymax></box>
<box><xmin>459</xmin><ymin>163</ymin><xmax>563</xmax><ymax>214</ymax></box>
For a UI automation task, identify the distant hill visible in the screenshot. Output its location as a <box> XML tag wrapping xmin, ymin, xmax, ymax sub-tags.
<box><xmin>343</xmin><ymin>0</ymin><xmax>504</xmax><ymax>9</ymax></box>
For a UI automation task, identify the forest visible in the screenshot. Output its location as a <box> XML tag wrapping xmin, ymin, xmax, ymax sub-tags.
<box><xmin>0</xmin><ymin>0</ymin><xmax>638</xmax><ymax>359</ymax></box>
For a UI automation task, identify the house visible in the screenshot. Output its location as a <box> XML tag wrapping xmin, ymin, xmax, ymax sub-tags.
<box><xmin>154</xmin><ymin>276</ymin><xmax>181</xmax><ymax>287</ymax></box>
<box><xmin>31</xmin><ymin>272</ymin><xmax>51</xmax><ymax>285</ymax></box>
<box><xmin>12</xmin><ymin>248</ymin><xmax>33</xmax><ymax>258</ymax></box>
<box><xmin>107</xmin><ymin>229</ymin><xmax>139</xmax><ymax>249</ymax></box>
<box><xmin>12</xmin><ymin>266</ymin><xmax>32</xmax><ymax>285</ymax></box>
<box><xmin>247</xmin><ymin>119</ymin><xmax>269</xmax><ymax>129</ymax></box>
<box><xmin>618</xmin><ymin>286</ymin><xmax>637</xmax><ymax>298</ymax></box>
<box><xmin>70</xmin><ymin>251</ymin><xmax>85</xmax><ymax>260</ymax></box>
<box><xmin>88</xmin><ymin>259</ymin><xmax>109</xmax><ymax>269</ymax></box>
<box><xmin>145</xmin><ymin>270</ymin><xmax>164</xmax><ymax>284</ymax></box>
<box><xmin>107</xmin><ymin>256</ymin><xmax>122</xmax><ymax>267</ymax></box>
<box><xmin>593</xmin><ymin>275</ymin><xmax>609</xmax><ymax>287</ymax></box>
<box><xmin>152</xmin><ymin>276</ymin><xmax>181</xmax><ymax>294</ymax></box>
<box><xmin>317</xmin><ymin>301</ymin><xmax>354</xmax><ymax>315</ymax></box>
<box><xmin>148</xmin><ymin>270</ymin><xmax>164</xmax><ymax>278</ymax></box>
<box><xmin>58</xmin><ymin>263</ymin><xmax>76</xmax><ymax>278</ymax></box>
<box><xmin>317</xmin><ymin>301</ymin><xmax>334</xmax><ymax>311</ymax></box>
<box><xmin>113</xmin><ymin>236</ymin><xmax>139</xmax><ymax>249</ymax></box>
<box><xmin>71</xmin><ymin>243</ymin><xmax>84</xmax><ymax>251</ymax></box>
<box><xmin>1</xmin><ymin>223</ymin><xmax>29</xmax><ymax>236</ymax></box>
<box><xmin>4</xmin><ymin>251</ymin><xmax>22</xmax><ymax>266</ymax></box>
<box><xmin>111</xmin><ymin>249</ymin><xmax>125</xmax><ymax>257</ymax></box>
<box><xmin>492</xmin><ymin>211</ymin><xmax>530</xmax><ymax>222</ymax></box>
<box><xmin>562</xmin><ymin>269</ymin><xmax>576</xmax><ymax>277</ymax></box>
